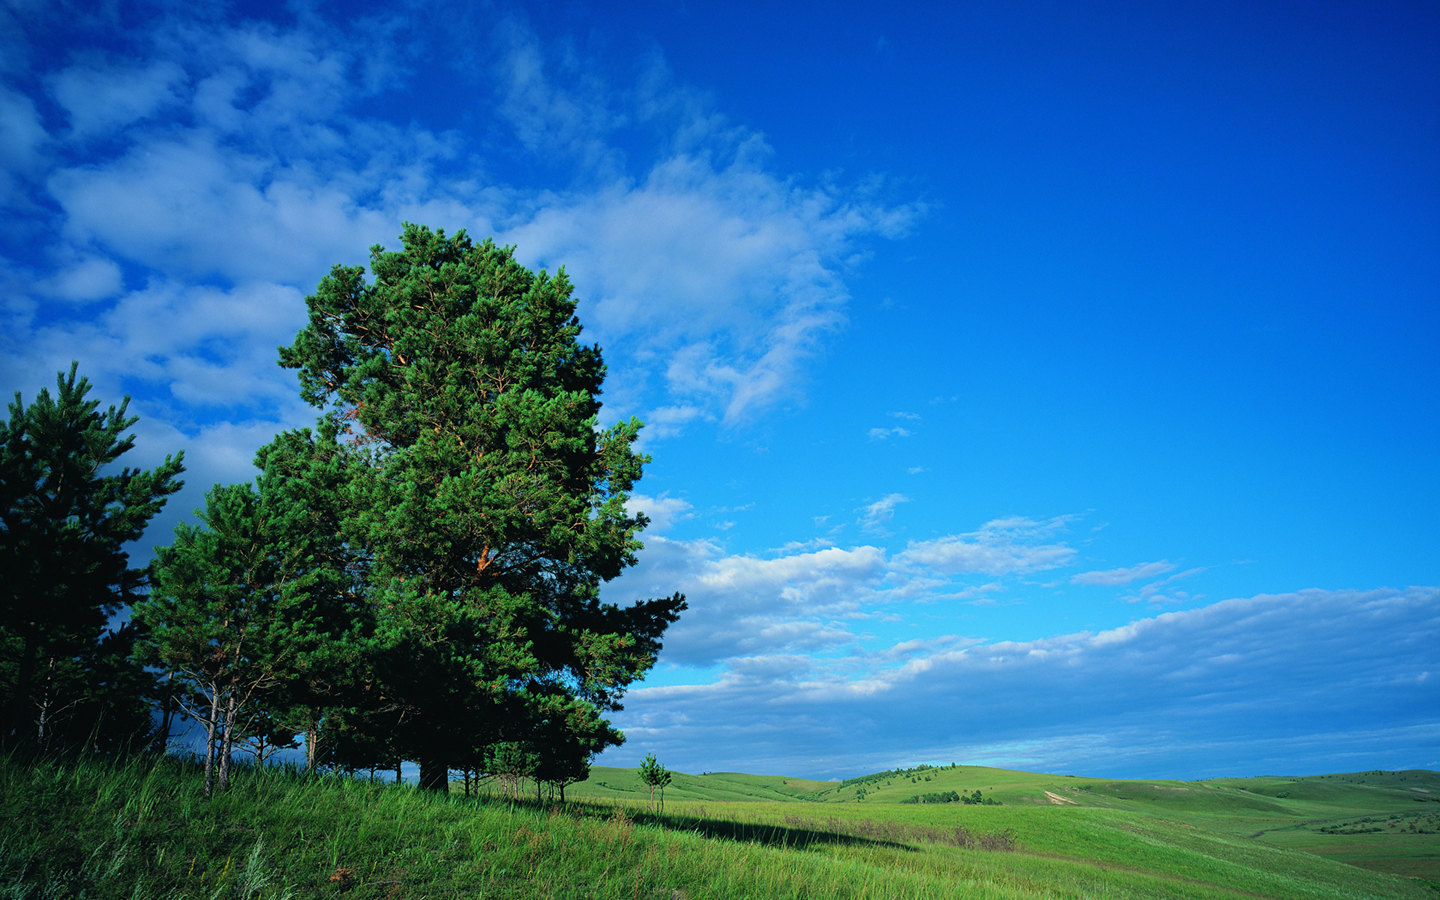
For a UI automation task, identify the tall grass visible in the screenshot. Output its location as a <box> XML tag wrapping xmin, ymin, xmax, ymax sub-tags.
<box><xmin>0</xmin><ymin>751</ymin><xmax>1431</xmax><ymax>899</ymax></box>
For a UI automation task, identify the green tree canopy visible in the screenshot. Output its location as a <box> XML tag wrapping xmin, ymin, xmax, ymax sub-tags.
<box><xmin>279</xmin><ymin>224</ymin><xmax>685</xmax><ymax>790</ymax></box>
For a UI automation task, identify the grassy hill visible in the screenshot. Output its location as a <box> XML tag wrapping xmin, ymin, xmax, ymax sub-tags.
<box><xmin>2</xmin><ymin>752</ymin><xmax>1435</xmax><ymax>898</ymax></box>
<box><xmin>567</xmin><ymin>762</ymin><xmax>1440</xmax><ymax>882</ymax></box>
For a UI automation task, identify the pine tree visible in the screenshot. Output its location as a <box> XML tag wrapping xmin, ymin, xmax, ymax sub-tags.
<box><xmin>279</xmin><ymin>224</ymin><xmax>685</xmax><ymax>790</ymax></box>
<box><xmin>0</xmin><ymin>363</ymin><xmax>184</xmax><ymax>746</ymax></box>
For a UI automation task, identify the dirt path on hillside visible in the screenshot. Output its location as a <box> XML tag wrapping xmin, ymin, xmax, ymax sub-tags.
<box><xmin>1044</xmin><ymin>791</ymin><xmax>1078</xmax><ymax>805</ymax></box>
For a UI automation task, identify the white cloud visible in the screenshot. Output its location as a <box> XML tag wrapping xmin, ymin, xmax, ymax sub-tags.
<box><xmin>15</xmin><ymin>6</ymin><xmax>916</xmax><ymax>450</ymax></box>
<box><xmin>606</xmin><ymin>538</ymin><xmax>888</xmax><ymax>667</ymax></box>
<box><xmin>49</xmin><ymin>59</ymin><xmax>187</xmax><ymax>138</ymax></box>
<box><xmin>860</xmin><ymin>493</ymin><xmax>909</xmax><ymax>533</ymax></box>
<box><xmin>37</xmin><ymin>254</ymin><xmax>122</xmax><ymax>302</ymax></box>
<box><xmin>627</xmin><ymin>493</ymin><xmax>693</xmax><ymax>533</ymax></box>
<box><xmin>507</xmin><ymin>159</ymin><xmax>910</xmax><ymax>425</ymax></box>
<box><xmin>47</xmin><ymin>130</ymin><xmax>402</xmax><ymax>285</ymax></box>
<box><xmin>897</xmin><ymin>517</ymin><xmax>1076</xmax><ymax>577</ymax></box>
<box><xmin>1072</xmin><ymin>559</ymin><xmax>1176</xmax><ymax>586</ymax></box>
<box><xmin>604</xmin><ymin>587</ymin><xmax>1440</xmax><ymax>779</ymax></box>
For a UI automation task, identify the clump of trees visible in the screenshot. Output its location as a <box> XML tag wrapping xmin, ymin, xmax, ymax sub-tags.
<box><xmin>4</xmin><ymin>225</ymin><xmax>686</xmax><ymax>799</ymax></box>
<box><xmin>901</xmin><ymin>789</ymin><xmax>999</xmax><ymax>805</ymax></box>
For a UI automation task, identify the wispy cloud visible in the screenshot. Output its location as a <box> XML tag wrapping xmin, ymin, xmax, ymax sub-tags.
<box><xmin>867</xmin><ymin>426</ymin><xmax>912</xmax><ymax>440</ymax></box>
<box><xmin>897</xmin><ymin>516</ymin><xmax>1076</xmax><ymax>577</ymax></box>
<box><xmin>1072</xmin><ymin>560</ymin><xmax>1176</xmax><ymax>586</ymax></box>
<box><xmin>1124</xmin><ymin>567</ymin><xmax>1208</xmax><ymax>604</ymax></box>
<box><xmin>860</xmin><ymin>493</ymin><xmax>909</xmax><ymax>533</ymax></box>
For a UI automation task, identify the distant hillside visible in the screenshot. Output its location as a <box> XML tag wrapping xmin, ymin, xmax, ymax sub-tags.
<box><xmin>570</xmin><ymin>766</ymin><xmax>837</xmax><ymax>802</ymax></box>
<box><xmin>568</xmin><ymin>763</ymin><xmax>1440</xmax><ymax>880</ymax></box>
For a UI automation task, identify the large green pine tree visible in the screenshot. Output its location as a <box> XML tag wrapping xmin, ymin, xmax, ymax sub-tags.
<box><xmin>280</xmin><ymin>224</ymin><xmax>685</xmax><ymax>790</ymax></box>
<box><xmin>0</xmin><ymin>363</ymin><xmax>184</xmax><ymax>747</ymax></box>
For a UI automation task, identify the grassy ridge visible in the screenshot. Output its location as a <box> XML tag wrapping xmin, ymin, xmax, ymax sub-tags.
<box><xmin>2</xmin><ymin>753</ymin><xmax>1435</xmax><ymax>898</ymax></box>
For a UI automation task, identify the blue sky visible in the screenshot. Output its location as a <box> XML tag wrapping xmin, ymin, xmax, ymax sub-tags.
<box><xmin>2</xmin><ymin>0</ymin><xmax>1436</xmax><ymax>781</ymax></box>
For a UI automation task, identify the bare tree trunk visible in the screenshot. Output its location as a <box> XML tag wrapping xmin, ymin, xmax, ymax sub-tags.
<box><xmin>34</xmin><ymin>657</ymin><xmax>54</xmax><ymax>746</ymax></box>
<box><xmin>203</xmin><ymin>682</ymin><xmax>220</xmax><ymax>798</ymax></box>
<box><xmin>305</xmin><ymin>722</ymin><xmax>319</xmax><ymax>773</ymax></box>
<box><xmin>217</xmin><ymin>689</ymin><xmax>238</xmax><ymax>792</ymax></box>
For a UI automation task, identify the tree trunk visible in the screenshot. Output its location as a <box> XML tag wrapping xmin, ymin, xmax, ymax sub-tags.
<box><xmin>35</xmin><ymin>656</ymin><xmax>55</xmax><ymax>746</ymax></box>
<box><xmin>418</xmin><ymin>756</ymin><xmax>449</xmax><ymax>792</ymax></box>
<box><xmin>305</xmin><ymin>723</ymin><xmax>319</xmax><ymax>773</ymax></box>
<box><xmin>217</xmin><ymin>690</ymin><xmax>238</xmax><ymax>793</ymax></box>
<box><xmin>203</xmin><ymin>683</ymin><xmax>220</xmax><ymax>798</ymax></box>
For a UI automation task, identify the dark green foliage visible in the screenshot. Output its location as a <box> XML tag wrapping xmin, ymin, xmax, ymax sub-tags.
<box><xmin>0</xmin><ymin>363</ymin><xmax>184</xmax><ymax>749</ymax></box>
<box><xmin>279</xmin><ymin>224</ymin><xmax>685</xmax><ymax>789</ymax></box>
<box><xmin>136</xmin><ymin>421</ymin><xmax>373</xmax><ymax>793</ymax></box>
<box><xmin>842</xmin><ymin>763</ymin><xmax>939</xmax><ymax>789</ymax></box>
<box><xmin>136</xmin><ymin>481</ymin><xmax>301</xmax><ymax>794</ymax></box>
<box><xmin>247</xmin><ymin>424</ymin><xmax>374</xmax><ymax>773</ymax></box>
<box><xmin>901</xmin><ymin>789</ymin><xmax>999</xmax><ymax>805</ymax></box>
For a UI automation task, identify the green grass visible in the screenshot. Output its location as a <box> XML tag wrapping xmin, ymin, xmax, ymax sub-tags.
<box><xmin>1</xmin><ymin>752</ymin><xmax>1435</xmax><ymax>898</ymax></box>
<box><xmin>569</xmin><ymin>762</ymin><xmax>1440</xmax><ymax>883</ymax></box>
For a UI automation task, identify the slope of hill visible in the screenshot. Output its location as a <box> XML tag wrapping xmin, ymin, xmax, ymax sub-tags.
<box><xmin>572</xmin><ymin>766</ymin><xmax>836</xmax><ymax>802</ymax></box>
<box><xmin>570</xmin><ymin>762</ymin><xmax>1440</xmax><ymax>881</ymax></box>
<box><xmin>3</xmin><ymin>752</ymin><xmax>1435</xmax><ymax>898</ymax></box>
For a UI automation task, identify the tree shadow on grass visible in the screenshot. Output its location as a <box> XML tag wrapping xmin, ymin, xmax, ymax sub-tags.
<box><xmin>644</xmin><ymin>810</ymin><xmax>921</xmax><ymax>853</ymax></box>
<box><xmin>531</xmin><ymin>799</ymin><xmax>1016</xmax><ymax>854</ymax></box>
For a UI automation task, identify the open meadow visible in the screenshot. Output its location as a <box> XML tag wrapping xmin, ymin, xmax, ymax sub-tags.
<box><xmin>2</xmin><ymin>752</ymin><xmax>1435</xmax><ymax>899</ymax></box>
